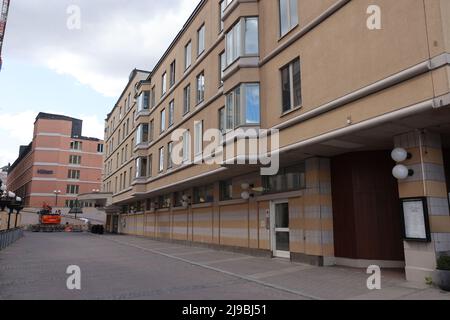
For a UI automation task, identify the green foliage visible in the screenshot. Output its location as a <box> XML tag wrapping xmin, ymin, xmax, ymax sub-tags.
<box><xmin>425</xmin><ymin>276</ymin><xmax>433</xmax><ymax>286</ymax></box>
<box><xmin>437</xmin><ymin>255</ymin><xmax>450</xmax><ymax>271</ymax></box>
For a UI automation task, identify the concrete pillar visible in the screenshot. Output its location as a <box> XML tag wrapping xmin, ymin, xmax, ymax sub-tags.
<box><xmin>394</xmin><ymin>130</ymin><xmax>450</xmax><ymax>282</ymax></box>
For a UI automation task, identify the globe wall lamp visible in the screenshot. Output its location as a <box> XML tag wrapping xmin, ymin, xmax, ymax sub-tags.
<box><xmin>391</xmin><ymin>148</ymin><xmax>414</xmax><ymax>180</ymax></box>
<box><xmin>241</xmin><ymin>183</ymin><xmax>255</xmax><ymax>200</ymax></box>
<box><xmin>181</xmin><ymin>195</ymin><xmax>191</xmax><ymax>209</ymax></box>
<box><xmin>0</xmin><ymin>180</ymin><xmax>24</xmax><ymax>229</ymax></box>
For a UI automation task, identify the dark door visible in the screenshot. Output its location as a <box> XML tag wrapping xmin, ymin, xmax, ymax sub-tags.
<box><xmin>112</xmin><ymin>216</ymin><xmax>119</xmax><ymax>234</ymax></box>
<box><xmin>331</xmin><ymin>151</ymin><xmax>405</xmax><ymax>261</ymax></box>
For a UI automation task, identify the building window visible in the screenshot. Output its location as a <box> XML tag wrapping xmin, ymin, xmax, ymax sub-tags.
<box><xmin>168</xmin><ymin>100</ymin><xmax>175</xmax><ymax>127</ymax></box>
<box><xmin>70</xmin><ymin>141</ymin><xmax>82</xmax><ymax>151</ymax></box>
<box><xmin>97</xmin><ymin>144</ymin><xmax>104</xmax><ymax>153</ymax></box>
<box><xmin>197</xmin><ymin>24</ymin><xmax>205</xmax><ymax>56</ymax></box>
<box><xmin>135</xmin><ymin>157</ymin><xmax>148</xmax><ymax>178</ymax></box>
<box><xmin>182</xmin><ymin>130</ymin><xmax>190</xmax><ymax>163</ymax></box>
<box><xmin>169</xmin><ymin>60</ymin><xmax>176</xmax><ymax>87</ymax></box>
<box><xmin>225</xmin><ymin>83</ymin><xmax>260</xmax><ymax>129</ymax></box>
<box><xmin>66</xmin><ymin>185</ymin><xmax>80</xmax><ymax>194</ymax></box>
<box><xmin>68</xmin><ymin>170</ymin><xmax>80</xmax><ymax>180</ymax></box>
<box><xmin>185</xmin><ymin>41</ymin><xmax>192</xmax><ymax>70</ymax></box>
<box><xmin>193</xmin><ymin>185</ymin><xmax>214</xmax><ymax>204</ymax></box>
<box><xmin>167</xmin><ymin>142</ymin><xmax>173</xmax><ymax>169</ymax></box>
<box><xmin>194</xmin><ymin>121</ymin><xmax>203</xmax><ymax>156</ymax></box>
<box><xmin>219</xmin><ymin>0</ymin><xmax>226</xmax><ymax>32</ymax></box>
<box><xmin>160</xmin><ymin>109</ymin><xmax>166</xmax><ymax>133</ymax></box>
<box><xmin>128</xmin><ymin>93</ymin><xmax>131</xmax><ymax>110</ymax></box>
<box><xmin>148</xmin><ymin>154</ymin><xmax>153</xmax><ymax>177</ymax></box>
<box><xmin>196</xmin><ymin>72</ymin><xmax>205</xmax><ymax>104</ymax></box>
<box><xmin>149</xmin><ymin>119</ymin><xmax>154</xmax><ymax>142</ymax></box>
<box><xmin>281</xmin><ymin>58</ymin><xmax>302</xmax><ymax>113</ymax></box>
<box><xmin>183</xmin><ymin>84</ymin><xmax>191</xmax><ymax>115</ymax></box>
<box><xmin>262</xmin><ymin>163</ymin><xmax>306</xmax><ymax>194</ymax></box>
<box><xmin>159</xmin><ymin>147</ymin><xmax>165</xmax><ymax>172</ymax></box>
<box><xmin>69</xmin><ymin>155</ymin><xmax>81</xmax><ymax>165</ymax></box>
<box><xmin>158</xmin><ymin>194</ymin><xmax>171</xmax><ymax>209</ymax></box>
<box><xmin>218</xmin><ymin>107</ymin><xmax>226</xmax><ymax>134</ymax></box>
<box><xmin>220</xmin><ymin>180</ymin><xmax>233</xmax><ymax>201</ymax></box>
<box><xmin>279</xmin><ymin>0</ymin><xmax>298</xmax><ymax>37</ymax></box>
<box><xmin>151</xmin><ymin>87</ymin><xmax>156</xmax><ymax>108</ymax></box>
<box><xmin>162</xmin><ymin>72</ymin><xmax>167</xmax><ymax>96</ymax></box>
<box><xmin>219</xmin><ymin>52</ymin><xmax>226</xmax><ymax>86</ymax></box>
<box><xmin>137</xmin><ymin>91</ymin><xmax>150</xmax><ymax>112</ymax></box>
<box><xmin>226</xmin><ymin>17</ymin><xmax>259</xmax><ymax>66</ymax></box>
<box><xmin>136</xmin><ymin>123</ymin><xmax>149</xmax><ymax>145</ymax></box>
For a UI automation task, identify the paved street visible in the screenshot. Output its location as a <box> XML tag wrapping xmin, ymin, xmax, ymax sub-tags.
<box><xmin>1</xmin><ymin>232</ymin><xmax>449</xmax><ymax>300</ymax></box>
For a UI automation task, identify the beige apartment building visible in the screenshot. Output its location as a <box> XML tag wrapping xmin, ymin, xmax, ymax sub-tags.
<box><xmin>103</xmin><ymin>0</ymin><xmax>450</xmax><ymax>283</ymax></box>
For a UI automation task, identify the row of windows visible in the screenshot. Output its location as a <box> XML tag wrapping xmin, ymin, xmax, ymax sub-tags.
<box><xmin>70</xmin><ymin>141</ymin><xmax>104</xmax><ymax>153</ymax></box>
<box><xmin>120</xmin><ymin>163</ymin><xmax>305</xmax><ymax>208</ymax></box>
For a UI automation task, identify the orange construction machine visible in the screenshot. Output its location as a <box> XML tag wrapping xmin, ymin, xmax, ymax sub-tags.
<box><xmin>31</xmin><ymin>203</ymin><xmax>64</xmax><ymax>232</ymax></box>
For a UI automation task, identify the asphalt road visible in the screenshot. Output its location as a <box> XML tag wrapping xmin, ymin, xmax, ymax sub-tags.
<box><xmin>0</xmin><ymin>232</ymin><xmax>303</xmax><ymax>300</ymax></box>
<box><xmin>1</xmin><ymin>232</ymin><xmax>449</xmax><ymax>300</ymax></box>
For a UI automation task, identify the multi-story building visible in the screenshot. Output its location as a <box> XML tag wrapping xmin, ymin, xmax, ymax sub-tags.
<box><xmin>103</xmin><ymin>0</ymin><xmax>450</xmax><ymax>283</ymax></box>
<box><xmin>7</xmin><ymin>113</ymin><xmax>104</xmax><ymax>209</ymax></box>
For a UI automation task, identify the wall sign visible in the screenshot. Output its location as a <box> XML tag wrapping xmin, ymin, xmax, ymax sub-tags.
<box><xmin>400</xmin><ymin>197</ymin><xmax>431</xmax><ymax>242</ymax></box>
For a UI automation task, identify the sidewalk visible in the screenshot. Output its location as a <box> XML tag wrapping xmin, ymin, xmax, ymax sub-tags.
<box><xmin>103</xmin><ymin>234</ymin><xmax>450</xmax><ymax>300</ymax></box>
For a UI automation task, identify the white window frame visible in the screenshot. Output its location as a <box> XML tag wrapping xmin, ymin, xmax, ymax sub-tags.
<box><xmin>194</xmin><ymin>121</ymin><xmax>203</xmax><ymax>156</ymax></box>
<box><xmin>185</xmin><ymin>41</ymin><xmax>192</xmax><ymax>70</ymax></box>
<box><xmin>279</xmin><ymin>0</ymin><xmax>299</xmax><ymax>37</ymax></box>
<box><xmin>162</xmin><ymin>72</ymin><xmax>167</xmax><ymax>95</ymax></box>
<box><xmin>159</xmin><ymin>147</ymin><xmax>165</xmax><ymax>172</ymax></box>
<box><xmin>197</xmin><ymin>24</ymin><xmax>205</xmax><ymax>56</ymax></box>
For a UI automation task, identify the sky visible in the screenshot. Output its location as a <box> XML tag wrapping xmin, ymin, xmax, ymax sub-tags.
<box><xmin>0</xmin><ymin>0</ymin><xmax>200</xmax><ymax>166</ymax></box>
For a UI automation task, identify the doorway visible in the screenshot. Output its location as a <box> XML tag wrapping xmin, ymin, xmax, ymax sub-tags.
<box><xmin>271</xmin><ymin>200</ymin><xmax>290</xmax><ymax>259</ymax></box>
<box><xmin>112</xmin><ymin>215</ymin><xmax>119</xmax><ymax>234</ymax></box>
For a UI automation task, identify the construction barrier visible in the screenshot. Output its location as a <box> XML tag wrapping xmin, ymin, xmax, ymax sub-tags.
<box><xmin>0</xmin><ymin>228</ymin><xmax>23</xmax><ymax>250</ymax></box>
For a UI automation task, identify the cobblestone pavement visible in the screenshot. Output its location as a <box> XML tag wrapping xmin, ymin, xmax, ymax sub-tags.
<box><xmin>1</xmin><ymin>232</ymin><xmax>449</xmax><ymax>300</ymax></box>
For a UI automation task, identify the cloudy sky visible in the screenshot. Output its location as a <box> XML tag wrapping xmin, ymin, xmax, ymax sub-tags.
<box><xmin>0</xmin><ymin>0</ymin><xmax>200</xmax><ymax>166</ymax></box>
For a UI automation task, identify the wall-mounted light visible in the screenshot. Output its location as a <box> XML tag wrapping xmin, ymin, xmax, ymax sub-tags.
<box><xmin>391</xmin><ymin>148</ymin><xmax>412</xmax><ymax>163</ymax></box>
<box><xmin>392</xmin><ymin>164</ymin><xmax>414</xmax><ymax>180</ymax></box>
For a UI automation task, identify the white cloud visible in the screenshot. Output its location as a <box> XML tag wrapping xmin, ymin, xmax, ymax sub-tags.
<box><xmin>5</xmin><ymin>0</ymin><xmax>200</xmax><ymax>97</ymax></box>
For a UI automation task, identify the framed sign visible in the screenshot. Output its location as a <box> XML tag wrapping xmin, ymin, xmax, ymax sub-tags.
<box><xmin>400</xmin><ymin>197</ymin><xmax>431</xmax><ymax>242</ymax></box>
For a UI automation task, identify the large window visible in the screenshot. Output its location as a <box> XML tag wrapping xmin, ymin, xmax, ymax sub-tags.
<box><xmin>183</xmin><ymin>84</ymin><xmax>191</xmax><ymax>115</ymax></box>
<box><xmin>197</xmin><ymin>24</ymin><xmax>205</xmax><ymax>56</ymax></box>
<box><xmin>151</xmin><ymin>87</ymin><xmax>156</xmax><ymax>108</ymax></box>
<box><xmin>194</xmin><ymin>121</ymin><xmax>203</xmax><ymax>156</ymax></box>
<box><xmin>137</xmin><ymin>91</ymin><xmax>150</xmax><ymax>112</ymax></box>
<box><xmin>167</xmin><ymin>142</ymin><xmax>173</xmax><ymax>169</ymax></box>
<box><xmin>68</xmin><ymin>169</ymin><xmax>80</xmax><ymax>180</ymax></box>
<box><xmin>168</xmin><ymin>100</ymin><xmax>174</xmax><ymax>127</ymax></box>
<box><xmin>262</xmin><ymin>163</ymin><xmax>305</xmax><ymax>194</ymax></box>
<box><xmin>281</xmin><ymin>58</ymin><xmax>302</xmax><ymax>113</ymax></box>
<box><xmin>66</xmin><ymin>185</ymin><xmax>80</xmax><ymax>194</ymax></box>
<box><xmin>220</xmin><ymin>180</ymin><xmax>233</xmax><ymax>201</ymax></box>
<box><xmin>193</xmin><ymin>185</ymin><xmax>214</xmax><ymax>204</ymax></box>
<box><xmin>279</xmin><ymin>0</ymin><xmax>298</xmax><ymax>37</ymax></box>
<box><xmin>170</xmin><ymin>60</ymin><xmax>176</xmax><ymax>87</ymax></box>
<box><xmin>136</xmin><ymin>123</ymin><xmax>149</xmax><ymax>145</ymax></box>
<box><xmin>159</xmin><ymin>147</ymin><xmax>165</xmax><ymax>172</ymax></box>
<box><xmin>185</xmin><ymin>41</ymin><xmax>192</xmax><ymax>70</ymax></box>
<box><xmin>225</xmin><ymin>83</ymin><xmax>260</xmax><ymax>129</ymax></box>
<box><xmin>219</xmin><ymin>52</ymin><xmax>225</xmax><ymax>85</ymax></box>
<box><xmin>149</xmin><ymin>119</ymin><xmax>154</xmax><ymax>142</ymax></box>
<box><xmin>226</xmin><ymin>17</ymin><xmax>259</xmax><ymax>66</ymax></box>
<box><xmin>218</xmin><ymin>107</ymin><xmax>226</xmax><ymax>134</ymax></box>
<box><xmin>160</xmin><ymin>109</ymin><xmax>166</xmax><ymax>133</ymax></box>
<box><xmin>196</xmin><ymin>72</ymin><xmax>205</xmax><ymax>104</ymax></box>
<box><xmin>69</xmin><ymin>155</ymin><xmax>81</xmax><ymax>165</ymax></box>
<box><xmin>70</xmin><ymin>141</ymin><xmax>82</xmax><ymax>150</ymax></box>
<box><xmin>162</xmin><ymin>72</ymin><xmax>167</xmax><ymax>95</ymax></box>
<box><xmin>135</xmin><ymin>157</ymin><xmax>148</xmax><ymax>178</ymax></box>
<box><xmin>182</xmin><ymin>130</ymin><xmax>190</xmax><ymax>163</ymax></box>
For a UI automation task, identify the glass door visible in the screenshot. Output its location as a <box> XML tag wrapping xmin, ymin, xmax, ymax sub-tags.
<box><xmin>271</xmin><ymin>201</ymin><xmax>290</xmax><ymax>258</ymax></box>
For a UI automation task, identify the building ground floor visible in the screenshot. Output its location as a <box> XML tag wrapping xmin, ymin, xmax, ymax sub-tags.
<box><xmin>106</xmin><ymin>105</ymin><xmax>450</xmax><ymax>284</ymax></box>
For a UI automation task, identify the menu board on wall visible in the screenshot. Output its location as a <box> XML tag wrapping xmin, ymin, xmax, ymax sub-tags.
<box><xmin>401</xmin><ymin>197</ymin><xmax>431</xmax><ymax>242</ymax></box>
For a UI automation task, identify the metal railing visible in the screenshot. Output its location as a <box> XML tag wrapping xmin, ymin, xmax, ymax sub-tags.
<box><xmin>0</xmin><ymin>228</ymin><xmax>23</xmax><ymax>250</ymax></box>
